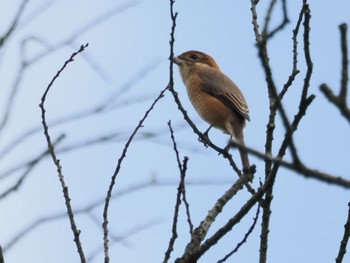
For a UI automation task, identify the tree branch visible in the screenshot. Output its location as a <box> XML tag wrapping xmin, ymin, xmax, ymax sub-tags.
<box><xmin>217</xmin><ymin>201</ymin><xmax>261</xmax><ymax>262</ymax></box>
<box><xmin>319</xmin><ymin>23</ymin><xmax>350</xmax><ymax>124</ymax></box>
<box><xmin>175</xmin><ymin>172</ymin><xmax>254</xmax><ymax>263</ymax></box>
<box><xmin>0</xmin><ymin>0</ymin><xmax>29</xmax><ymax>47</ymax></box>
<box><xmin>336</xmin><ymin>202</ymin><xmax>350</xmax><ymax>263</ymax></box>
<box><xmin>262</xmin><ymin>0</ymin><xmax>290</xmax><ymax>41</ymax></box>
<box><xmin>102</xmin><ymin>82</ymin><xmax>168</xmax><ymax>263</ymax></box>
<box><xmin>39</xmin><ymin>43</ymin><xmax>88</xmax><ymax>263</ymax></box>
<box><xmin>163</xmin><ymin>121</ymin><xmax>190</xmax><ymax>263</ymax></box>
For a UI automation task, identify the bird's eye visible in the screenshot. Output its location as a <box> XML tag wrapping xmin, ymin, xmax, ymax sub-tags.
<box><xmin>190</xmin><ymin>54</ymin><xmax>199</xmax><ymax>60</ymax></box>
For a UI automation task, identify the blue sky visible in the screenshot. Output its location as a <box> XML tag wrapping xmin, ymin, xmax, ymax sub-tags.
<box><xmin>1</xmin><ymin>0</ymin><xmax>350</xmax><ymax>262</ymax></box>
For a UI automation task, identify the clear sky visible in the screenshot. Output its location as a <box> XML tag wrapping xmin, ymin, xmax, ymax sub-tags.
<box><xmin>1</xmin><ymin>0</ymin><xmax>350</xmax><ymax>262</ymax></box>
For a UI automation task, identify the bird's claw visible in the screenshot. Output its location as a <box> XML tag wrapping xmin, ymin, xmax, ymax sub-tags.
<box><xmin>223</xmin><ymin>142</ymin><xmax>232</xmax><ymax>153</ymax></box>
<box><xmin>199</xmin><ymin>132</ymin><xmax>210</xmax><ymax>147</ymax></box>
<box><xmin>199</xmin><ymin>125</ymin><xmax>213</xmax><ymax>147</ymax></box>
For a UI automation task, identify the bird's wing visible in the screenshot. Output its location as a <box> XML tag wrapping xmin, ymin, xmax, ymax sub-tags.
<box><xmin>197</xmin><ymin>68</ymin><xmax>250</xmax><ymax>121</ymax></box>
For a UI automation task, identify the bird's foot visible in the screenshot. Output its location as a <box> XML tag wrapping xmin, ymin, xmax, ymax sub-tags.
<box><xmin>223</xmin><ymin>141</ymin><xmax>233</xmax><ymax>153</ymax></box>
<box><xmin>198</xmin><ymin>126</ymin><xmax>212</xmax><ymax>147</ymax></box>
<box><xmin>199</xmin><ymin>133</ymin><xmax>210</xmax><ymax>147</ymax></box>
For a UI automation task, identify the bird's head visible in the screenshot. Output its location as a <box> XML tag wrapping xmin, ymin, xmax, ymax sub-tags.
<box><xmin>172</xmin><ymin>50</ymin><xmax>220</xmax><ymax>70</ymax></box>
<box><xmin>172</xmin><ymin>51</ymin><xmax>220</xmax><ymax>81</ymax></box>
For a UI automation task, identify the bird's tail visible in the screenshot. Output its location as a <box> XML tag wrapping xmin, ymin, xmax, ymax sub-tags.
<box><xmin>238</xmin><ymin>143</ymin><xmax>250</xmax><ymax>170</ymax></box>
<box><xmin>234</xmin><ymin>131</ymin><xmax>250</xmax><ymax>170</ymax></box>
<box><xmin>226</xmin><ymin>122</ymin><xmax>250</xmax><ymax>170</ymax></box>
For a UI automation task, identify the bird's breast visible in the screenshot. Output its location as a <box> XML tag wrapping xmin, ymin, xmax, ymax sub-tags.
<box><xmin>184</xmin><ymin>77</ymin><xmax>239</xmax><ymax>133</ymax></box>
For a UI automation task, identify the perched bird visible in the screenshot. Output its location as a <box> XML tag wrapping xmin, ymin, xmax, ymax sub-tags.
<box><xmin>173</xmin><ymin>50</ymin><xmax>250</xmax><ymax>170</ymax></box>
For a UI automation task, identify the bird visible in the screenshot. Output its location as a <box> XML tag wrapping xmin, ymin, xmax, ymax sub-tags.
<box><xmin>172</xmin><ymin>50</ymin><xmax>250</xmax><ymax>170</ymax></box>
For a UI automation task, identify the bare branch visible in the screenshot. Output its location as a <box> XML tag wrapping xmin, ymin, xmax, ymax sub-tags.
<box><xmin>217</xmin><ymin>203</ymin><xmax>261</xmax><ymax>262</ymax></box>
<box><xmin>3</xmin><ymin>177</ymin><xmax>230</xmax><ymax>252</ymax></box>
<box><xmin>230</xmin><ymin>139</ymin><xmax>350</xmax><ymax>188</ymax></box>
<box><xmin>39</xmin><ymin>44</ymin><xmax>88</xmax><ymax>263</ymax></box>
<box><xmin>262</xmin><ymin>0</ymin><xmax>277</xmax><ymax>38</ymax></box>
<box><xmin>87</xmin><ymin>218</ymin><xmax>164</xmax><ymax>262</ymax></box>
<box><xmin>0</xmin><ymin>58</ymin><xmax>160</xmax><ymax>160</ymax></box>
<box><xmin>300</xmin><ymin>3</ymin><xmax>313</xmax><ymax>105</ymax></box>
<box><xmin>0</xmin><ymin>135</ymin><xmax>65</xmax><ymax>199</ymax></box>
<box><xmin>168</xmin><ymin>121</ymin><xmax>193</xmax><ymax>235</ymax></box>
<box><xmin>175</xmin><ymin>174</ymin><xmax>253</xmax><ymax>262</ymax></box>
<box><xmin>0</xmin><ymin>1</ymin><xmax>140</xmax><ymax>139</ymax></box>
<box><xmin>0</xmin><ymin>65</ymin><xmax>25</xmax><ymax>136</ymax></box>
<box><xmin>175</xmin><ymin>171</ymin><xmax>272</xmax><ymax>263</ymax></box>
<box><xmin>320</xmin><ymin>24</ymin><xmax>350</xmax><ymax>124</ymax></box>
<box><xmin>336</xmin><ymin>202</ymin><xmax>350</xmax><ymax>263</ymax></box>
<box><xmin>279</xmin><ymin>1</ymin><xmax>304</xmax><ymax>100</ymax></box>
<box><xmin>251</xmin><ymin>1</ymin><xmax>311</xmax><ymax>175</ymax></box>
<box><xmin>102</xmin><ymin>84</ymin><xmax>168</xmax><ymax>263</ymax></box>
<box><xmin>320</xmin><ymin>84</ymin><xmax>350</xmax><ymax>123</ymax></box>
<box><xmin>17</xmin><ymin>1</ymin><xmax>56</xmax><ymax>32</ymax></box>
<box><xmin>163</xmin><ymin>121</ymin><xmax>190</xmax><ymax>263</ymax></box>
<box><xmin>250</xmin><ymin>1</ymin><xmax>316</xmax><ymax>262</ymax></box>
<box><xmin>182</xmin><ymin>179</ymin><xmax>194</xmax><ymax>237</ymax></box>
<box><xmin>339</xmin><ymin>23</ymin><xmax>349</xmax><ymax>99</ymax></box>
<box><xmin>0</xmin><ymin>0</ymin><xmax>29</xmax><ymax>47</ymax></box>
<box><xmin>262</xmin><ymin>0</ymin><xmax>290</xmax><ymax>41</ymax></box>
<box><xmin>25</xmin><ymin>1</ymin><xmax>140</xmax><ymax>66</ymax></box>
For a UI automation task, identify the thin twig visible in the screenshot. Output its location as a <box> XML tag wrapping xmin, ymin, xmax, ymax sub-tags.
<box><xmin>262</xmin><ymin>0</ymin><xmax>277</xmax><ymax>38</ymax></box>
<box><xmin>87</xmin><ymin>218</ymin><xmax>164</xmax><ymax>262</ymax></box>
<box><xmin>250</xmin><ymin>3</ymin><xmax>279</xmax><ymax>261</ymax></box>
<box><xmin>217</xmin><ymin>203</ymin><xmax>261</xmax><ymax>262</ymax></box>
<box><xmin>163</xmin><ymin>121</ymin><xmax>190</xmax><ymax>263</ymax></box>
<box><xmin>167</xmin><ymin>121</ymin><xmax>194</xmax><ymax>236</ymax></box>
<box><xmin>320</xmin><ymin>23</ymin><xmax>350</xmax><ymax>124</ymax></box>
<box><xmin>300</xmin><ymin>3</ymin><xmax>313</xmax><ymax>106</ymax></box>
<box><xmin>0</xmin><ymin>2</ymin><xmax>139</xmax><ymax>139</ymax></box>
<box><xmin>39</xmin><ymin>43</ymin><xmax>88</xmax><ymax>263</ymax></box>
<box><xmin>320</xmin><ymin>84</ymin><xmax>350</xmax><ymax>123</ymax></box>
<box><xmin>102</xmin><ymin>85</ymin><xmax>168</xmax><ymax>263</ymax></box>
<box><xmin>0</xmin><ymin>0</ymin><xmax>29</xmax><ymax>47</ymax></box>
<box><xmin>182</xmin><ymin>181</ymin><xmax>194</xmax><ymax>237</ymax></box>
<box><xmin>335</xmin><ymin>202</ymin><xmax>350</xmax><ymax>263</ymax></box>
<box><xmin>0</xmin><ymin>135</ymin><xmax>65</xmax><ymax>199</ymax></box>
<box><xmin>261</xmin><ymin>0</ymin><xmax>290</xmax><ymax>41</ymax></box>
<box><xmin>26</xmin><ymin>2</ymin><xmax>140</xmax><ymax>66</ymax></box>
<box><xmin>0</xmin><ymin>59</ymin><xmax>160</xmax><ymax>160</ymax></box>
<box><xmin>340</xmin><ymin>24</ymin><xmax>349</xmax><ymax>100</ymax></box>
<box><xmin>266</xmin><ymin>0</ymin><xmax>289</xmax><ymax>40</ymax></box>
<box><xmin>1</xmin><ymin>2</ymin><xmax>135</xmax><ymax>137</ymax></box>
<box><xmin>279</xmin><ymin>2</ymin><xmax>305</xmax><ymax>100</ymax></box>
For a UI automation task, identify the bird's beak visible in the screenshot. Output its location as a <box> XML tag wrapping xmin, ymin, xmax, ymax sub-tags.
<box><xmin>172</xmin><ymin>56</ymin><xmax>182</xmax><ymax>65</ymax></box>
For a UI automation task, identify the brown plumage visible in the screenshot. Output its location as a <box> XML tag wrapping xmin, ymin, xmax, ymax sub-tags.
<box><xmin>173</xmin><ymin>50</ymin><xmax>250</xmax><ymax>169</ymax></box>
